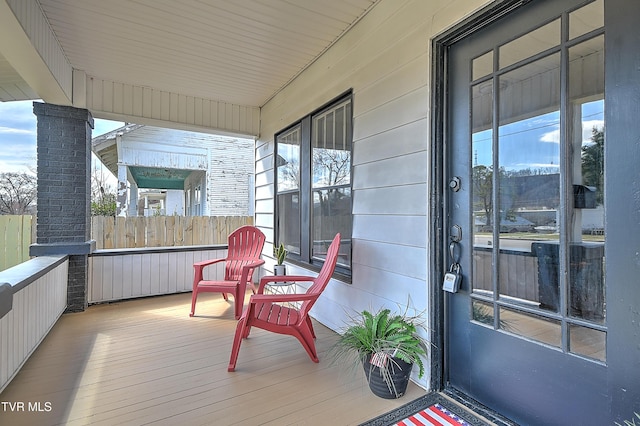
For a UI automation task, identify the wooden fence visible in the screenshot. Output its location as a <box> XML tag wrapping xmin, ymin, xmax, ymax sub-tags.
<box><xmin>0</xmin><ymin>216</ymin><xmax>253</xmax><ymax>270</ymax></box>
<box><xmin>91</xmin><ymin>216</ymin><xmax>253</xmax><ymax>249</ymax></box>
<box><xmin>0</xmin><ymin>215</ymin><xmax>34</xmax><ymax>272</ymax></box>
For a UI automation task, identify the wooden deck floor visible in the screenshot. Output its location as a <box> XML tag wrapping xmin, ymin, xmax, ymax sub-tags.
<box><xmin>0</xmin><ymin>292</ymin><xmax>425</xmax><ymax>425</ymax></box>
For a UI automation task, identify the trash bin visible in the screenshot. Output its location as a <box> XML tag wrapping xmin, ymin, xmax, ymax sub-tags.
<box><xmin>532</xmin><ymin>242</ymin><xmax>605</xmax><ymax>320</ymax></box>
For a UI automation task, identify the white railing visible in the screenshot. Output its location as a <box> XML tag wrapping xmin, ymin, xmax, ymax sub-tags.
<box><xmin>0</xmin><ymin>256</ymin><xmax>68</xmax><ymax>393</ymax></box>
<box><xmin>88</xmin><ymin>246</ymin><xmax>228</xmax><ymax>303</ymax></box>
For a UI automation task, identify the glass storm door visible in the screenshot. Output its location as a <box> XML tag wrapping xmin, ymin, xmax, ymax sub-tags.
<box><xmin>446</xmin><ymin>1</ymin><xmax>608</xmax><ymax>424</ymax></box>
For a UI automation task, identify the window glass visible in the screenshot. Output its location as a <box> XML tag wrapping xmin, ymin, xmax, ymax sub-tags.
<box><xmin>277</xmin><ymin>125</ymin><xmax>301</xmax><ymax>191</ymax></box>
<box><xmin>274</xmin><ymin>95</ymin><xmax>352</xmax><ymax>273</ymax></box>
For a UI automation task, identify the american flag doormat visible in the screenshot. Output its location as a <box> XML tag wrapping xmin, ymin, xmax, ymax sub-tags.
<box><xmin>394</xmin><ymin>403</ymin><xmax>471</xmax><ymax>425</ymax></box>
<box><xmin>360</xmin><ymin>393</ymin><xmax>498</xmax><ymax>426</ymax></box>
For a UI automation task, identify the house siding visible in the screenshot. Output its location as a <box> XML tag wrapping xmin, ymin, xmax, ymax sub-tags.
<box><xmin>257</xmin><ymin>0</ymin><xmax>492</xmax><ymax>389</ymax></box>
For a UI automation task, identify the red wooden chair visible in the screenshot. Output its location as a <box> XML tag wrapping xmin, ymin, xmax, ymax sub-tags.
<box><xmin>189</xmin><ymin>225</ymin><xmax>266</xmax><ymax>319</ymax></box>
<box><xmin>228</xmin><ymin>233</ymin><xmax>341</xmax><ymax>371</ymax></box>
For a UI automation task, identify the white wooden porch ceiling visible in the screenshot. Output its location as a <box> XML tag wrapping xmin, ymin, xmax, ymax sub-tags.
<box><xmin>0</xmin><ymin>0</ymin><xmax>379</xmax><ymax>107</ymax></box>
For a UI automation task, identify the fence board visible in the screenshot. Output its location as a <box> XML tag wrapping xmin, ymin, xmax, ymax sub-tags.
<box><xmin>0</xmin><ymin>215</ymin><xmax>32</xmax><ymax>271</ymax></box>
<box><xmin>1</xmin><ymin>215</ymin><xmax>253</xmax><ymax>253</ymax></box>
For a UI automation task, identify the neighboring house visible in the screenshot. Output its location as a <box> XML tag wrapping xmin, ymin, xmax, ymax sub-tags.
<box><xmin>91</xmin><ymin>125</ymin><xmax>254</xmax><ymax>216</ymax></box>
<box><xmin>1</xmin><ymin>0</ymin><xmax>638</xmax><ymax>424</ymax></box>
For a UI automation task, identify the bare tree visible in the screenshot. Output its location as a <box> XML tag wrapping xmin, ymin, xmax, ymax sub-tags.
<box><xmin>90</xmin><ymin>160</ymin><xmax>117</xmax><ymax>216</ymax></box>
<box><xmin>0</xmin><ymin>172</ymin><xmax>37</xmax><ymax>214</ymax></box>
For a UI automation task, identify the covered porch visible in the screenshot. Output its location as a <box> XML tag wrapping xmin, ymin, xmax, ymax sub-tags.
<box><xmin>1</xmin><ymin>291</ymin><xmax>424</xmax><ymax>425</ymax></box>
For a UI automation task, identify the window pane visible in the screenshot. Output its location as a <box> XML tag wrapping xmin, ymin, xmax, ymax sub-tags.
<box><xmin>277</xmin><ymin>125</ymin><xmax>300</xmax><ymax>191</ymax></box>
<box><xmin>277</xmin><ymin>193</ymin><xmax>300</xmax><ymax>255</ymax></box>
<box><xmin>312</xmin><ymin>187</ymin><xmax>351</xmax><ymax>267</ymax></box>
<box><xmin>312</xmin><ymin>100</ymin><xmax>352</xmax><ymax>188</ymax></box>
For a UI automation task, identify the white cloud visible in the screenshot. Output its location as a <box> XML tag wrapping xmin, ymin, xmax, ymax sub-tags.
<box><xmin>0</xmin><ymin>126</ymin><xmax>35</xmax><ymax>135</ymax></box>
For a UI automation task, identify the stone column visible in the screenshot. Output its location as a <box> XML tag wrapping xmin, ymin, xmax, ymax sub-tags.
<box><xmin>30</xmin><ymin>102</ymin><xmax>95</xmax><ymax>312</ymax></box>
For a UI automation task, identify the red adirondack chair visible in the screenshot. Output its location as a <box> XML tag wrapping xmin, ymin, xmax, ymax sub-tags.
<box><xmin>228</xmin><ymin>233</ymin><xmax>341</xmax><ymax>371</ymax></box>
<box><xmin>189</xmin><ymin>225</ymin><xmax>266</xmax><ymax>319</ymax></box>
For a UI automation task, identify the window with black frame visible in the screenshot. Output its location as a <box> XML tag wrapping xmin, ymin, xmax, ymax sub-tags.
<box><xmin>275</xmin><ymin>94</ymin><xmax>352</xmax><ymax>274</ymax></box>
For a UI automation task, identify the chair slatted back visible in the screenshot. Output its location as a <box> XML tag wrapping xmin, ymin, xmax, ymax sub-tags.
<box><xmin>298</xmin><ymin>233</ymin><xmax>341</xmax><ymax>317</ymax></box>
<box><xmin>225</xmin><ymin>226</ymin><xmax>266</xmax><ymax>281</ymax></box>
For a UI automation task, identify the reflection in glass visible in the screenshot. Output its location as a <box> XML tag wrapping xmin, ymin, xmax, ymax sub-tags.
<box><xmin>467</xmin><ymin>4</ymin><xmax>606</xmax><ymax>358</ymax></box>
<box><xmin>277</xmin><ymin>193</ymin><xmax>300</xmax><ymax>255</ymax></box>
<box><xmin>569</xmin><ymin>324</ymin><xmax>606</xmax><ymax>362</ymax></box>
<box><xmin>312</xmin><ymin>188</ymin><xmax>351</xmax><ymax>266</ymax></box>
<box><xmin>472</xmin><ymin>299</ymin><xmax>495</xmax><ymax>327</ymax></box>
<box><xmin>277</xmin><ymin>126</ymin><xmax>301</xmax><ymax>191</ymax></box>
<box><xmin>276</xmin><ymin>125</ymin><xmax>301</xmax><ymax>255</ymax></box>
<box><xmin>472</xmin><ymin>51</ymin><xmax>493</xmax><ymax>81</ymax></box>
<box><xmin>498</xmin><ymin>54</ymin><xmax>561</xmax><ymax>311</ymax></box>
<box><xmin>569</xmin><ymin>0</ymin><xmax>604</xmax><ymax>41</ymax></box>
<box><xmin>471</xmin><ymin>81</ymin><xmax>493</xmax><ymax>296</ymax></box>
<box><xmin>311</xmin><ymin>99</ymin><xmax>352</xmax><ymax>266</ymax></box>
<box><xmin>500</xmin><ymin>307</ymin><xmax>560</xmax><ymax>347</ymax></box>
<box><xmin>568</xmin><ymin>35</ymin><xmax>605</xmax><ymax>324</ymax></box>
<box><xmin>499</xmin><ymin>19</ymin><xmax>560</xmax><ymax>69</ymax></box>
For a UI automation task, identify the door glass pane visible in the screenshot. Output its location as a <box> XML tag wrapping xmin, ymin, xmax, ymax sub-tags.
<box><xmin>471</xmin><ymin>80</ymin><xmax>494</xmax><ymax>297</ymax></box>
<box><xmin>472</xmin><ymin>51</ymin><xmax>493</xmax><ymax>81</ymax></box>
<box><xmin>569</xmin><ymin>324</ymin><xmax>605</xmax><ymax>362</ymax></box>
<box><xmin>569</xmin><ymin>0</ymin><xmax>604</xmax><ymax>40</ymax></box>
<box><xmin>498</xmin><ymin>53</ymin><xmax>561</xmax><ymax>312</ymax></box>
<box><xmin>472</xmin><ymin>299</ymin><xmax>495</xmax><ymax>327</ymax></box>
<box><xmin>568</xmin><ymin>35</ymin><xmax>605</xmax><ymax>324</ymax></box>
<box><xmin>464</xmin><ymin>1</ymin><xmax>605</xmax><ymax>362</ymax></box>
<box><xmin>499</xmin><ymin>307</ymin><xmax>561</xmax><ymax>347</ymax></box>
<box><xmin>499</xmin><ymin>19</ymin><xmax>560</xmax><ymax>69</ymax></box>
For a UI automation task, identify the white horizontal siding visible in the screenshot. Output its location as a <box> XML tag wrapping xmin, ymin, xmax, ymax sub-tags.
<box><xmin>88</xmin><ymin>248</ymin><xmax>228</xmax><ymax>304</ymax></box>
<box><xmin>0</xmin><ymin>259</ymin><xmax>68</xmax><ymax>393</ymax></box>
<box><xmin>256</xmin><ymin>0</ymin><xmax>496</xmax><ymax>389</ymax></box>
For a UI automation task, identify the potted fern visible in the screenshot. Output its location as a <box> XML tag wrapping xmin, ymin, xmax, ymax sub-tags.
<box><xmin>273</xmin><ymin>242</ymin><xmax>288</xmax><ymax>275</ymax></box>
<box><xmin>333</xmin><ymin>308</ymin><xmax>428</xmax><ymax>399</ymax></box>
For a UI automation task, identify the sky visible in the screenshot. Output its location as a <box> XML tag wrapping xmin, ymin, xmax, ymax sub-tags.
<box><xmin>0</xmin><ymin>100</ymin><xmax>123</xmax><ymax>177</ymax></box>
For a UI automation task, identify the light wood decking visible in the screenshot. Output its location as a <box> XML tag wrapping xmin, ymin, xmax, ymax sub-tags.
<box><xmin>0</xmin><ymin>292</ymin><xmax>425</xmax><ymax>425</ymax></box>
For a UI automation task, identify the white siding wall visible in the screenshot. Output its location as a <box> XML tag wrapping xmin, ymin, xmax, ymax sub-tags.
<box><xmin>88</xmin><ymin>248</ymin><xmax>227</xmax><ymax>303</ymax></box>
<box><xmin>0</xmin><ymin>258</ymin><xmax>68</xmax><ymax>393</ymax></box>
<box><xmin>257</xmin><ymin>0</ymin><xmax>491</xmax><ymax>389</ymax></box>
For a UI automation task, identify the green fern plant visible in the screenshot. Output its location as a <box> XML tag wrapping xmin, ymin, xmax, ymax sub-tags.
<box><xmin>333</xmin><ymin>308</ymin><xmax>428</xmax><ymax>385</ymax></box>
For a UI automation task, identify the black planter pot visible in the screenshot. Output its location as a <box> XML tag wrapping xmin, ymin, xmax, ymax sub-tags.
<box><xmin>362</xmin><ymin>353</ymin><xmax>412</xmax><ymax>399</ymax></box>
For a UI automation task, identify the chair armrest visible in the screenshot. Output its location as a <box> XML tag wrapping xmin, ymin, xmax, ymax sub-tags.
<box><xmin>192</xmin><ymin>258</ymin><xmax>226</xmax><ymax>284</ymax></box>
<box><xmin>257</xmin><ymin>275</ymin><xmax>315</xmax><ymax>293</ymax></box>
<box><xmin>193</xmin><ymin>258</ymin><xmax>226</xmax><ymax>268</ymax></box>
<box><xmin>249</xmin><ymin>292</ymin><xmax>317</xmax><ymax>304</ymax></box>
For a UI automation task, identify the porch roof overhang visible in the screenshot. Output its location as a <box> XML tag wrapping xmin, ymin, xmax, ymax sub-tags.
<box><xmin>0</xmin><ymin>0</ymin><xmax>381</xmax><ymax>136</ymax></box>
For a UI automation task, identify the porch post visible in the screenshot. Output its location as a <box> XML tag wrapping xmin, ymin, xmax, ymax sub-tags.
<box><xmin>30</xmin><ymin>102</ymin><xmax>95</xmax><ymax>313</ymax></box>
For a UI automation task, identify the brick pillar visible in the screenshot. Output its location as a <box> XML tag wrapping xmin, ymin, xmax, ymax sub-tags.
<box><xmin>30</xmin><ymin>102</ymin><xmax>95</xmax><ymax>312</ymax></box>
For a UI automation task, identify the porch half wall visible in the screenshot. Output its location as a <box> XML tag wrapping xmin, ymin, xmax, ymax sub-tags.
<box><xmin>256</xmin><ymin>0</ymin><xmax>494</xmax><ymax>390</ymax></box>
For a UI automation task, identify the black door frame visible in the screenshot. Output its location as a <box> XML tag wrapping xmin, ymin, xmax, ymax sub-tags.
<box><xmin>429</xmin><ymin>0</ymin><xmax>530</xmax><ymax>394</ymax></box>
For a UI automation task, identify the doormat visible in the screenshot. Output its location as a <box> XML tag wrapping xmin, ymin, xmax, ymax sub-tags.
<box><xmin>360</xmin><ymin>393</ymin><xmax>493</xmax><ymax>426</ymax></box>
